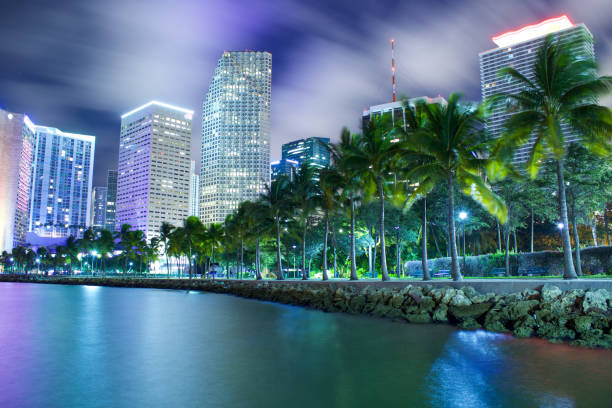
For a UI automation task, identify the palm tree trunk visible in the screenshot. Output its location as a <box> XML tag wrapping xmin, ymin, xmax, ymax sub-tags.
<box><xmin>322</xmin><ymin>213</ymin><xmax>329</xmax><ymax>281</ymax></box>
<box><xmin>604</xmin><ymin>204</ymin><xmax>609</xmax><ymax>246</ymax></box>
<box><xmin>513</xmin><ymin>230</ymin><xmax>518</xmax><ymax>253</ymax></box>
<box><xmin>496</xmin><ymin>220</ymin><xmax>502</xmax><ymax>252</ymax></box>
<box><xmin>447</xmin><ymin>173</ymin><xmax>462</xmax><ymax>281</ymax></box>
<box><xmin>349</xmin><ymin>196</ymin><xmax>358</xmax><ymax>280</ymax></box>
<box><xmin>555</xmin><ymin>160</ymin><xmax>577</xmax><ymax>279</ymax></box>
<box><xmin>571</xmin><ymin>202</ymin><xmax>582</xmax><ymax>276</ymax></box>
<box><xmin>275</xmin><ymin>218</ymin><xmax>284</xmax><ymax>280</ymax></box>
<box><xmin>240</xmin><ymin>239</ymin><xmax>244</xmax><ymax>280</ymax></box>
<box><xmin>590</xmin><ymin>215</ymin><xmax>598</xmax><ymax>247</ymax></box>
<box><xmin>504</xmin><ymin>228</ymin><xmax>511</xmax><ymax>277</ymax></box>
<box><xmin>530</xmin><ymin>208</ymin><xmax>534</xmax><ymax>253</ymax></box>
<box><xmin>377</xmin><ymin>177</ymin><xmax>390</xmax><ymax>281</ymax></box>
<box><xmin>422</xmin><ymin>197</ymin><xmax>431</xmax><ymax>281</ymax></box>
<box><xmin>255</xmin><ymin>238</ymin><xmax>262</xmax><ymax>280</ymax></box>
<box><xmin>301</xmin><ymin>221</ymin><xmax>307</xmax><ymax>280</ymax></box>
<box><xmin>166</xmin><ymin>244</ymin><xmax>170</xmax><ymax>279</ymax></box>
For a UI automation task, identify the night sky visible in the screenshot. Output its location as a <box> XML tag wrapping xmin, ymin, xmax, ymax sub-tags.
<box><xmin>1</xmin><ymin>0</ymin><xmax>610</xmax><ymax>185</ymax></box>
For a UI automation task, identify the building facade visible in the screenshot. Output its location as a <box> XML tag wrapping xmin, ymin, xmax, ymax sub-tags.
<box><xmin>479</xmin><ymin>16</ymin><xmax>594</xmax><ymax>164</ymax></box>
<box><xmin>362</xmin><ymin>96</ymin><xmax>447</xmax><ymax>130</ymax></box>
<box><xmin>91</xmin><ymin>186</ymin><xmax>107</xmax><ymax>229</ymax></box>
<box><xmin>271</xmin><ymin>158</ymin><xmax>299</xmax><ymax>182</ymax></box>
<box><xmin>0</xmin><ymin>109</ymin><xmax>35</xmax><ymax>251</ymax></box>
<box><xmin>28</xmin><ymin>125</ymin><xmax>95</xmax><ymax>239</ymax></box>
<box><xmin>200</xmin><ymin>51</ymin><xmax>272</xmax><ymax>224</ymax></box>
<box><xmin>281</xmin><ymin>137</ymin><xmax>330</xmax><ymax>171</ymax></box>
<box><xmin>189</xmin><ymin>160</ymin><xmax>200</xmax><ymax>218</ymax></box>
<box><xmin>116</xmin><ymin>101</ymin><xmax>193</xmax><ymax>239</ymax></box>
<box><xmin>105</xmin><ymin>170</ymin><xmax>118</xmax><ymax>231</ymax></box>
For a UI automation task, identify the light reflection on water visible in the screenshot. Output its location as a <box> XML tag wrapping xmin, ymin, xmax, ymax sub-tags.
<box><xmin>0</xmin><ymin>283</ymin><xmax>610</xmax><ymax>408</ymax></box>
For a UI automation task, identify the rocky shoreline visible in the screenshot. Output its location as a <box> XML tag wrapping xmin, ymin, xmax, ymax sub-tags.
<box><xmin>2</xmin><ymin>276</ymin><xmax>611</xmax><ymax>348</ymax></box>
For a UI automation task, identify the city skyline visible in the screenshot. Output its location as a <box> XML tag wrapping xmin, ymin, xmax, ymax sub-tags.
<box><xmin>1</xmin><ymin>1</ymin><xmax>610</xmax><ymax>186</ymax></box>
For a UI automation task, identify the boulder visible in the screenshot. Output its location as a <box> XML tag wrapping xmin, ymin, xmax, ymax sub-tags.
<box><xmin>432</xmin><ymin>304</ymin><xmax>448</xmax><ymax>322</ymax></box>
<box><xmin>449</xmin><ymin>302</ymin><xmax>493</xmax><ymax>319</ymax></box>
<box><xmin>458</xmin><ymin>318</ymin><xmax>481</xmax><ymax>330</ymax></box>
<box><xmin>449</xmin><ymin>292</ymin><xmax>472</xmax><ymax>307</ymax></box>
<box><xmin>541</xmin><ymin>284</ymin><xmax>562</xmax><ymax>302</ymax></box>
<box><xmin>582</xmin><ymin>289</ymin><xmax>610</xmax><ymax>313</ymax></box>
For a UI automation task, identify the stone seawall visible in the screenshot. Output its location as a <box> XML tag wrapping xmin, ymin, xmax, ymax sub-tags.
<box><xmin>2</xmin><ymin>276</ymin><xmax>611</xmax><ymax>348</ymax></box>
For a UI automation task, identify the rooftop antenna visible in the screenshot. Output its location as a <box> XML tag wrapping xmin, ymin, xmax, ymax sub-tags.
<box><xmin>391</xmin><ymin>38</ymin><xmax>396</xmax><ymax>102</ymax></box>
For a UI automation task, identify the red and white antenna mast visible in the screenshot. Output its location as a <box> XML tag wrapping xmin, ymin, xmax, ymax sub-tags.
<box><xmin>391</xmin><ymin>38</ymin><xmax>397</xmax><ymax>102</ymax></box>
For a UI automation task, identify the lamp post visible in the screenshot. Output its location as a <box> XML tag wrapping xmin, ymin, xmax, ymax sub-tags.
<box><xmin>292</xmin><ymin>245</ymin><xmax>297</xmax><ymax>279</ymax></box>
<box><xmin>459</xmin><ymin>211</ymin><xmax>468</xmax><ymax>268</ymax></box>
<box><xmin>394</xmin><ymin>225</ymin><xmax>400</xmax><ymax>277</ymax></box>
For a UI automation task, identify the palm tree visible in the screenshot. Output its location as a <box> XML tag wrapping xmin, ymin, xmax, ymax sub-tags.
<box><xmin>182</xmin><ymin>216</ymin><xmax>205</xmax><ymax>279</ymax></box>
<box><xmin>401</xmin><ymin>94</ymin><xmax>506</xmax><ymax>281</ymax></box>
<box><xmin>488</xmin><ymin>36</ymin><xmax>612</xmax><ymax>279</ymax></box>
<box><xmin>260</xmin><ymin>175</ymin><xmax>292</xmax><ymax>280</ymax></box>
<box><xmin>159</xmin><ymin>222</ymin><xmax>175</xmax><ymax>278</ymax></box>
<box><xmin>328</xmin><ymin>128</ymin><xmax>361</xmax><ymax>280</ymax></box>
<box><xmin>98</xmin><ymin>229</ymin><xmax>115</xmax><ymax>277</ymax></box>
<box><xmin>64</xmin><ymin>236</ymin><xmax>79</xmax><ymax>275</ymax></box>
<box><xmin>115</xmin><ymin>224</ymin><xmax>133</xmax><ymax>275</ymax></box>
<box><xmin>318</xmin><ymin>167</ymin><xmax>341</xmax><ymax>280</ymax></box>
<box><xmin>205</xmin><ymin>223</ymin><xmax>224</xmax><ymax>278</ymax></box>
<box><xmin>36</xmin><ymin>247</ymin><xmax>48</xmax><ymax>275</ymax></box>
<box><xmin>344</xmin><ymin>115</ymin><xmax>401</xmax><ymax>281</ymax></box>
<box><xmin>291</xmin><ymin>163</ymin><xmax>319</xmax><ymax>280</ymax></box>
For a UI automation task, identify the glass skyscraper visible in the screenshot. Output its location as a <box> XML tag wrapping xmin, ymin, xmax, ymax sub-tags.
<box><xmin>105</xmin><ymin>169</ymin><xmax>118</xmax><ymax>232</ymax></box>
<box><xmin>270</xmin><ymin>158</ymin><xmax>298</xmax><ymax>182</ymax></box>
<box><xmin>28</xmin><ymin>125</ymin><xmax>95</xmax><ymax>238</ymax></box>
<box><xmin>281</xmin><ymin>137</ymin><xmax>330</xmax><ymax>171</ymax></box>
<box><xmin>200</xmin><ymin>51</ymin><xmax>271</xmax><ymax>224</ymax></box>
<box><xmin>479</xmin><ymin>16</ymin><xmax>594</xmax><ymax>164</ymax></box>
<box><xmin>189</xmin><ymin>160</ymin><xmax>200</xmax><ymax>218</ymax></box>
<box><xmin>91</xmin><ymin>186</ymin><xmax>107</xmax><ymax>229</ymax></box>
<box><xmin>116</xmin><ymin>101</ymin><xmax>193</xmax><ymax>239</ymax></box>
<box><xmin>0</xmin><ymin>109</ymin><xmax>35</xmax><ymax>251</ymax></box>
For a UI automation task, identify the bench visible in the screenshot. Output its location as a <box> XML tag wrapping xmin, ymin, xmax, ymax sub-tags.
<box><xmin>517</xmin><ymin>266</ymin><xmax>547</xmax><ymax>277</ymax></box>
<box><xmin>434</xmin><ymin>270</ymin><xmax>451</xmax><ymax>278</ymax></box>
<box><xmin>488</xmin><ymin>268</ymin><xmax>506</xmax><ymax>277</ymax></box>
<box><xmin>411</xmin><ymin>268</ymin><xmax>434</xmax><ymax>278</ymax></box>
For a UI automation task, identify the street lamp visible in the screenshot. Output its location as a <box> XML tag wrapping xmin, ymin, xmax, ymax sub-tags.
<box><xmin>557</xmin><ymin>222</ymin><xmax>564</xmax><ymax>230</ymax></box>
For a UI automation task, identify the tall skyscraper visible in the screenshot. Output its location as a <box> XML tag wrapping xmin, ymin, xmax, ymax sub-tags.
<box><xmin>0</xmin><ymin>109</ymin><xmax>35</xmax><ymax>251</ymax></box>
<box><xmin>479</xmin><ymin>15</ymin><xmax>594</xmax><ymax>163</ymax></box>
<box><xmin>281</xmin><ymin>137</ymin><xmax>330</xmax><ymax>171</ymax></box>
<box><xmin>91</xmin><ymin>186</ymin><xmax>107</xmax><ymax>229</ymax></box>
<box><xmin>105</xmin><ymin>170</ymin><xmax>118</xmax><ymax>232</ymax></box>
<box><xmin>200</xmin><ymin>51</ymin><xmax>272</xmax><ymax>224</ymax></box>
<box><xmin>116</xmin><ymin>101</ymin><xmax>193</xmax><ymax>239</ymax></box>
<box><xmin>189</xmin><ymin>160</ymin><xmax>200</xmax><ymax>218</ymax></box>
<box><xmin>28</xmin><ymin>125</ymin><xmax>95</xmax><ymax>239</ymax></box>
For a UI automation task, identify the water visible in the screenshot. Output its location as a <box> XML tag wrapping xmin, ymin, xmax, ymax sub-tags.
<box><xmin>0</xmin><ymin>283</ymin><xmax>610</xmax><ymax>408</ymax></box>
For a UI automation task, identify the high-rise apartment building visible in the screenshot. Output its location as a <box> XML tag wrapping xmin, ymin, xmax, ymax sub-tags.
<box><xmin>479</xmin><ymin>15</ymin><xmax>594</xmax><ymax>164</ymax></box>
<box><xmin>0</xmin><ymin>109</ymin><xmax>35</xmax><ymax>251</ymax></box>
<box><xmin>105</xmin><ymin>170</ymin><xmax>118</xmax><ymax>231</ymax></box>
<box><xmin>91</xmin><ymin>187</ymin><xmax>107</xmax><ymax>229</ymax></box>
<box><xmin>189</xmin><ymin>160</ymin><xmax>200</xmax><ymax>218</ymax></box>
<box><xmin>281</xmin><ymin>137</ymin><xmax>330</xmax><ymax>171</ymax></box>
<box><xmin>271</xmin><ymin>158</ymin><xmax>298</xmax><ymax>182</ymax></box>
<box><xmin>200</xmin><ymin>51</ymin><xmax>272</xmax><ymax>224</ymax></box>
<box><xmin>28</xmin><ymin>125</ymin><xmax>95</xmax><ymax>239</ymax></box>
<box><xmin>116</xmin><ymin>101</ymin><xmax>193</xmax><ymax>239</ymax></box>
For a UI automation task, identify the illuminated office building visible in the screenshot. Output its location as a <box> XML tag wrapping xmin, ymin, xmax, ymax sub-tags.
<box><xmin>116</xmin><ymin>101</ymin><xmax>193</xmax><ymax>239</ymax></box>
<box><xmin>200</xmin><ymin>51</ymin><xmax>272</xmax><ymax>224</ymax></box>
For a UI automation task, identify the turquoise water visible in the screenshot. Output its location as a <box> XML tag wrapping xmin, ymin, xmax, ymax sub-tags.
<box><xmin>0</xmin><ymin>283</ymin><xmax>610</xmax><ymax>407</ymax></box>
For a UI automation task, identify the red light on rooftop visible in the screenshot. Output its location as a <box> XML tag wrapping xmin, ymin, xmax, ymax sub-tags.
<box><xmin>491</xmin><ymin>15</ymin><xmax>574</xmax><ymax>47</ymax></box>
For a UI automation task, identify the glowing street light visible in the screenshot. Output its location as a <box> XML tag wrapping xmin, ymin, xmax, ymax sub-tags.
<box><xmin>557</xmin><ymin>222</ymin><xmax>564</xmax><ymax>230</ymax></box>
<box><xmin>459</xmin><ymin>211</ymin><xmax>468</xmax><ymax>220</ymax></box>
